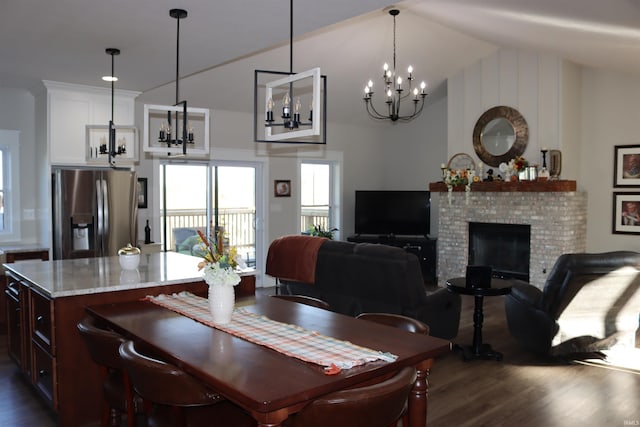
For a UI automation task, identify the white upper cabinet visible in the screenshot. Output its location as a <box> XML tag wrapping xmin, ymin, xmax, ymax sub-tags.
<box><xmin>43</xmin><ymin>81</ymin><xmax>140</xmax><ymax>166</ymax></box>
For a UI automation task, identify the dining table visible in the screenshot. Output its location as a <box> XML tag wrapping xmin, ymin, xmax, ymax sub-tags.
<box><xmin>86</xmin><ymin>294</ymin><xmax>451</xmax><ymax>427</ymax></box>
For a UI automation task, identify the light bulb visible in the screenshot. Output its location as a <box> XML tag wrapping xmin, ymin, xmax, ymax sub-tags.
<box><xmin>420</xmin><ymin>81</ymin><xmax>427</xmax><ymax>93</ymax></box>
<box><xmin>368</xmin><ymin>80</ymin><xmax>373</xmax><ymax>88</ymax></box>
<box><xmin>282</xmin><ymin>92</ymin><xmax>290</xmax><ymax>107</ymax></box>
<box><xmin>387</xmin><ymin>89</ymin><xmax>392</xmax><ymax>98</ymax></box>
<box><xmin>364</xmin><ymin>86</ymin><xmax>370</xmax><ymax>94</ymax></box>
<box><xmin>294</xmin><ymin>97</ymin><xmax>301</xmax><ymax>114</ymax></box>
<box><xmin>267</xmin><ymin>97</ymin><xmax>273</xmax><ymax>112</ymax></box>
<box><xmin>407</xmin><ymin>65</ymin><xmax>413</xmax><ymax>74</ymax></box>
<box><xmin>413</xmin><ymin>88</ymin><xmax>419</xmax><ymax>99</ymax></box>
<box><xmin>383</xmin><ymin>63</ymin><xmax>389</xmax><ymax>71</ymax></box>
<box><xmin>397</xmin><ymin>76</ymin><xmax>402</xmax><ymax>86</ymax></box>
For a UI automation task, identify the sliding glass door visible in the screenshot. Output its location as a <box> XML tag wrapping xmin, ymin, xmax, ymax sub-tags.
<box><xmin>160</xmin><ymin>162</ymin><xmax>258</xmax><ymax>269</ymax></box>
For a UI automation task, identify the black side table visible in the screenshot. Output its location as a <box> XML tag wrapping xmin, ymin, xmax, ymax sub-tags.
<box><xmin>446</xmin><ymin>277</ymin><xmax>512</xmax><ymax>361</ymax></box>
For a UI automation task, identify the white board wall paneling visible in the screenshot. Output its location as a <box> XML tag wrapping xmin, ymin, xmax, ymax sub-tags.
<box><xmin>481</xmin><ymin>53</ymin><xmax>500</xmax><ymax>108</ymax></box>
<box><xmin>447</xmin><ymin>71</ymin><xmax>465</xmax><ymax>161</ymax></box>
<box><xmin>517</xmin><ymin>52</ymin><xmax>539</xmax><ymax>159</ymax></box>
<box><xmin>498</xmin><ymin>48</ymin><xmax>519</xmax><ymax>107</ymax></box>
<box><xmin>462</xmin><ymin>61</ymin><xmax>483</xmax><ymax>157</ymax></box>
<box><xmin>537</xmin><ymin>55</ymin><xmax>561</xmax><ymax>156</ymax></box>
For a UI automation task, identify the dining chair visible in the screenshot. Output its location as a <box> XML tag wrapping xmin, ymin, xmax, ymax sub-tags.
<box><xmin>271</xmin><ymin>294</ymin><xmax>331</xmax><ymax>310</ymax></box>
<box><xmin>76</xmin><ymin>315</ymin><xmax>140</xmax><ymax>427</ymax></box>
<box><xmin>355</xmin><ymin>312</ymin><xmax>430</xmax><ymax>335</ymax></box>
<box><xmin>285</xmin><ymin>366</ymin><xmax>416</xmax><ymax>427</ymax></box>
<box><xmin>356</xmin><ymin>312</ymin><xmax>430</xmax><ymax>427</ymax></box>
<box><xmin>118</xmin><ymin>340</ymin><xmax>255</xmax><ymax>427</ymax></box>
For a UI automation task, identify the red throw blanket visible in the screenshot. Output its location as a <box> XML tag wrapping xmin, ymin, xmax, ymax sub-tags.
<box><xmin>265</xmin><ymin>235</ymin><xmax>327</xmax><ymax>284</ymax></box>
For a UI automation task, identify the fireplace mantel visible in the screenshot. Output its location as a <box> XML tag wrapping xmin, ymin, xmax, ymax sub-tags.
<box><xmin>429</xmin><ymin>180</ymin><xmax>576</xmax><ymax>192</ymax></box>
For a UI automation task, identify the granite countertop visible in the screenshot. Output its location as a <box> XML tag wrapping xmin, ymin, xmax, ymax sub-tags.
<box><xmin>3</xmin><ymin>252</ymin><xmax>254</xmax><ymax>298</ymax></box>
<box><xmin>0</xmin><ymin>244</ymin><xmax>50</xmax><ymax>256</ymax></box>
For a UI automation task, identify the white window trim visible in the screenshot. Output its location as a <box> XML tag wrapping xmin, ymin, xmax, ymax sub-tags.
<box><xmin>298</xmin><ymin>151</ymin><xmax>343</xmax><ymax>241</ymax></box>
<box><xmin>0</xmin><ymin>129</ymin><xmax>21</xmax><ymax>242</ymax></box>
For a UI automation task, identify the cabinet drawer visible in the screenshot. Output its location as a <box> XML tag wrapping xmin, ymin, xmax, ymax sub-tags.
<box><xmin>32</xmin><ymin>341</ymin><xmax>56</xmax><ymax>408</ymax></box>
<box><xmin>31</xmin><ymin>290</ymin><xmax>54</xmax><ymax>352</ymax></box>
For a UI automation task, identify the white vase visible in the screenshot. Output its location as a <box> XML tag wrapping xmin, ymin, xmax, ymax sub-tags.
<box><xmin>208</xmin><ymin>284</ymin><xmax>235</xmax><ymax>324</ymax></box>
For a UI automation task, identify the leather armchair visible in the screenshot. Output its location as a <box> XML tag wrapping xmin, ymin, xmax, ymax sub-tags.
<box><xmin>505</xmin><ymin>251</ymin><xmax>640</xmax><ymax>355</ymax></box>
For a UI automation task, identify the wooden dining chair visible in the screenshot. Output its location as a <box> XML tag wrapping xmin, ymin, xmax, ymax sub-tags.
<box><xmin>356</xmin><ymin>312</ymin><xmax>430</xmax><ymax>427</ymax></box>
<box><xmin>77</xmin><ymin>315</ymin><xmax>140</xmax><ymax>427</ymax></box>
<box><xmin>286</xmin><ymin>366</ymin><xmax>416</xmax><ymax>427</ymax></box>
<box><xmin>271</xmin><ymin>294</ymin><xmax>331</xmax><ymax>310</ymax></box>
<box><xmin>118</xmin><ymin>340</ymin><xmax>255</xmax><ymax>427</ymax></box>
<box><xmin>356</xmin><ymin>312</ymin><xmax>430</xmax><ymax>335</ymax></box>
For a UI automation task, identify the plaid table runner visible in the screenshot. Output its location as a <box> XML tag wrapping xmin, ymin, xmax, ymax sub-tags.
<box><xmin>145</xmin><ymin>292</ymin><xmax>397</xmax><ymax>373</ymax></box>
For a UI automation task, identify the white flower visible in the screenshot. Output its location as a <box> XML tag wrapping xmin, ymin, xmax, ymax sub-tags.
<box><xmin>203</xmin><ymin>262</ymin><xmax>241</xmax><ymax>287</ymax></box>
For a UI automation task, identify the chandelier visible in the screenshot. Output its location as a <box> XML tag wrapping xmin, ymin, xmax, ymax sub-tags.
<box><xmin>363</xmin><ymin>9</ymin><xmax>427</xmax><ymax>122</ymax></box>
<box><xmin>102</xmin><ymin>48</ymin><xmax>126</xmax><ymax>166</ymax></box>
<box><xmin>157</xmin><ymin>8</ymin><xmax>193</xmax><ymax>155</ymax></box>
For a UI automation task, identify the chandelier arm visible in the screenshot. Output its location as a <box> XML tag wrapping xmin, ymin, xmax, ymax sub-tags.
<box><xmin>396</xmin><ymin>99</ymin><xmax>426</xmax><ymax>122</ymax></box>
<box><xmin>365</xmin><ymin>100</ymin><xmax>390</xmax><ymax>120</ymax></box>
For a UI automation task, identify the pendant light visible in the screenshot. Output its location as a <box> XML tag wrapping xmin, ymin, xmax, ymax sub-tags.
<box><xmin>102</xmin><ymin>48</ymin><xmax>126</xmax><ymax>166</ymax></box>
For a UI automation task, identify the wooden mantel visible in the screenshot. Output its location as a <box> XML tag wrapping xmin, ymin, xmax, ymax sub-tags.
<box><xmin>429</xmin><ymin>180</ymin><xmax>576</xmax><ymax>192</ymax></box>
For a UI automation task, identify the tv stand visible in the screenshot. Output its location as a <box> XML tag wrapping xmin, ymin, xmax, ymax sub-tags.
<box><xmin>347</xmin><ymin>234</ymin><xmax>437</xmax><ymax>284</ymax></box>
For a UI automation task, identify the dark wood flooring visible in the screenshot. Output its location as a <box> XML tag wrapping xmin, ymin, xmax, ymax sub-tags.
<box><xmin>1</xmin><ymin>289</ymin><xmax>638</xmax><ymax>426</ymax></box>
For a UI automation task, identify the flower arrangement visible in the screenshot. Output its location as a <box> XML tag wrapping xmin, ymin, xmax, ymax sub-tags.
<box><xmin>195</xmin><ymin>230</ymin><xmax>244</xmax><ymax>286</ymax></box>
<box><xmin>499</xmin><ymin>156</ymin><xmax>528</xmax><ymax>179</ymax></box>
<box><xmin>443</xmin><ymin>168</ymin><xmax>477</xmax><ymax>189</ymax></box>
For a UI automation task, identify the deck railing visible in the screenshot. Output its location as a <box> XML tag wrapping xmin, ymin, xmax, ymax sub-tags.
<box><xmin>163</xmin><ymin>208</ymin><xmax>329</xmax><ymax>265</ymax></box>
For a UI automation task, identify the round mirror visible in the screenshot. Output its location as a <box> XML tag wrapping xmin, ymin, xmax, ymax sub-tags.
<box><xmin>473</xmin><ymin>106</ymin><xmax>528</xmax><ymax>167</ymax></box>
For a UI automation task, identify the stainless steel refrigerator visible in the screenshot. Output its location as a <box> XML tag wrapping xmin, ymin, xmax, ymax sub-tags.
<box><xmin>52</xmin><ymin>168</ymin><xmax>138</xmax><ymax>260</ymax></box>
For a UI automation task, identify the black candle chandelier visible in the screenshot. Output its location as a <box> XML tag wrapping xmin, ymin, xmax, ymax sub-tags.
<box><xmin>363</xmin><ymin>9</ymin><xmax>428</xmax><ymax>122</ymax></box>
<box><xmin>157</xmin><ymin>8</ymin><xmax>193</xmax><ymax>155</ymax></box>
<box><xmin>101</xmin><ymin>47</ymin><xmax>126</xmax><ymax>166</ymax></box>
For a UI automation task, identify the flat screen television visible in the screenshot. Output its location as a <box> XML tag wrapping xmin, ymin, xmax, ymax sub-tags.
<box><xmin>354</xmin><ymin>190</ymin><xmax>430</xmax><ymax>236</ymax></box>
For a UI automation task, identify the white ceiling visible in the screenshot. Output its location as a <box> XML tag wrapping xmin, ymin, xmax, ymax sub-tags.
<box><xmin>3</xmin><ymin>0</ymin><xmax>640</xmax><ymax>122</ymax></box>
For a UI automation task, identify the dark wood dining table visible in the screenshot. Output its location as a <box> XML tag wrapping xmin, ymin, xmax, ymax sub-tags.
<box><xmin>86</xmin><ymin>295</ymin><xmax>451</xmax><ymax>427</ymax></box>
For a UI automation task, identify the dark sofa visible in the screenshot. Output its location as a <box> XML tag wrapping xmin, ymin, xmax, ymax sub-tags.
<box><xmin>505</xmin><ymin>251</ymin><xmax>640</xmax><ymax>356</ymax></box>
<box><xmin>265</xmin><ymin>235</ymin><xmax>461</xmax><ymax>339</ymax></box>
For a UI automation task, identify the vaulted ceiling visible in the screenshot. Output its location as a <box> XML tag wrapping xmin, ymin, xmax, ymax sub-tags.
<box><xmin>3</xmin><ymin>0</ymin><xmax>640</xmax><ymax>124</ymax></box>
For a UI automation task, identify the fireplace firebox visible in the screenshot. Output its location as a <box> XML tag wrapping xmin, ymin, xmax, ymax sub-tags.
<box><xmin>468</xmin><ymin>222</ymin><xmax>531</xmax><ymax>281</ymax></box>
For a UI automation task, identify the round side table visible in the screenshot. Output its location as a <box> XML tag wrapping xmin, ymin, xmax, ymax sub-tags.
<box><xmin>446</xmin><ymin>277</ymin><xmax>512</xmax><ymax>361</ymax></box>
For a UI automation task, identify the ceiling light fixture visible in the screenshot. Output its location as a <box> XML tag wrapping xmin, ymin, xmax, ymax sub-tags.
<box><xmin>102</xmin><ymin>47</ymin><xmax>126</xmax><ymax>166</ymax></box>
<box><xmin>156</xmin><ymin>8</ymin><xmax>192</xmax><ymax>155</ymax></box>
<box><xmin>253</xmin><ymin>0</ymin><xmax>326</xmax><ymax>143</ymax></box>
<box><xmin>363</xmin><ymin>9</ymin><xmax>428</xmax><ymax>122</ymax></box>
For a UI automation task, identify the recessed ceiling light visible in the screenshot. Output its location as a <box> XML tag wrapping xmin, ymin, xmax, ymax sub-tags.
<box><xmin>102</xmin><ymin>76</ymin><xmax>118</xmax><ymax>82</ymax></box>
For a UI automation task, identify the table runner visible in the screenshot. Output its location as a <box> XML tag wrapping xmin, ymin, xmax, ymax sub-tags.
<box><xmin>145</xmin><ymin>291</ymin><xmax>397</xmax><ymax>373</ymax></box>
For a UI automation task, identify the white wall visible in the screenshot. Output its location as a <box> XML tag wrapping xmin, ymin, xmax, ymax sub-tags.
<box><xmin>0</xmin><ymin>87</ymin><xmax>39</xmax><ymax>244</ymax></box>
<box><xmin>581</xmin><ymin>68</ymin><xmax>640</xmax><ymax>251</ymax></box>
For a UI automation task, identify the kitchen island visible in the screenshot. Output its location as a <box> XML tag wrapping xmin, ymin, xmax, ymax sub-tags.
<box><xmin>3</xmin><ymin>252</ymin><xmax>256</xmax><ymax>427</ymax></box>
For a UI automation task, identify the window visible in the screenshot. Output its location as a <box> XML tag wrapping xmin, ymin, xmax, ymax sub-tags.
<box><xmin>300</xmin><ymin>162</ymin><xmax>339</xmax><ymax>237</ymax></box>
<box><xmin>0</xmin><ymin>130</ymin><xmax>20</xmax><ymax>240</ymax></box>
<box><xmin>160</xmin><ymin>161</ymin><xmax>258</xmax><ymax>268</ymax></box>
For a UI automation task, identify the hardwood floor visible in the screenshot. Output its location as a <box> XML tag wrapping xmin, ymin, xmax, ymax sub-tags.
<box><xmin>0</xmin><ymin>289</ymin><xmax>638</xmax><ymax>426</ymax></box>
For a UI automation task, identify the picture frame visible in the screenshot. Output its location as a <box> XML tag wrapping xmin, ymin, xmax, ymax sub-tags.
<box><xmin>612</xmin><ymin>192</ymin><xmax>640</xmax><ymax>234</ymax></box>
<box><xmin>274</xmin><ymin>180</ymin><xmax>291</xmax><ymax>197</ymax></box>
<box><xmin>137</xmin><ymin>178</ymin><xmax>148</xmax><ymax>209</ymax></box>
<box><xmin>613</xmin><ymin>145</ymin><xmax>640</xmax><ymax>187</ymax></box>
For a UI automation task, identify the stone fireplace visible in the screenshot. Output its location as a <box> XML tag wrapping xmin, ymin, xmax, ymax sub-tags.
<box><xmin>430</xmin><ymin>182</ymin><xmax>587</xmax><ymax>290</ymax></box>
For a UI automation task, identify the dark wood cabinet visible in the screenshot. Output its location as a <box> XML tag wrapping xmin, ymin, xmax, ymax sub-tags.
<box><xmin>347</xmin><ymin>235</ymin><xmax>437</xmax><ymax>284</ymax></box>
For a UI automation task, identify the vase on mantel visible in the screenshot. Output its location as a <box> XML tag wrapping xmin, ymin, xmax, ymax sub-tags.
<box><xmin>208</xmin><ymin>283</ymin><xmax>235</xmax><ymax>324</ymax></box>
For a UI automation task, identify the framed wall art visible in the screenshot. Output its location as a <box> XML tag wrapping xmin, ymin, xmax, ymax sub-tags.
<box><xmin>614</xmin><ymin>145</ymin><xmax>640</xmax><ymax>187</ymax></box>
<box><xmin>612</xmin><ymin>192</ymin><xmax>640</xmax><ymax>234</ymax></box>
<box><xmin>274</xmin><ymin>180</ymin><xmax>291</xmax><ymax>197</ymax></box>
